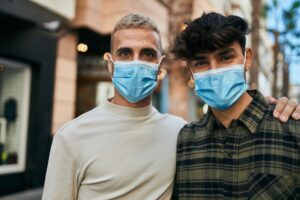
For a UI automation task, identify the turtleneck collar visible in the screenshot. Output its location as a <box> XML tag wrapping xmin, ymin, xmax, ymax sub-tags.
<box><xmin>102</xmin><ymin>99</ymin><xmax>153</xmax><ymax>117</ymax></box>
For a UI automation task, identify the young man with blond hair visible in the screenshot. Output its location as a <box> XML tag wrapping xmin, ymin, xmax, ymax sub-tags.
<box><xmin>42</xmin><ymin>14</ymin><xmax>186</xmax><ymax>200</ymax></box>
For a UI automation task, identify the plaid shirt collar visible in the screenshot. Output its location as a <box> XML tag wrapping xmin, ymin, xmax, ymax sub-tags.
<box><xmin>204</xmin><ymin>90</ymin><xmax>268</xmax><ymax>135</ymax></box>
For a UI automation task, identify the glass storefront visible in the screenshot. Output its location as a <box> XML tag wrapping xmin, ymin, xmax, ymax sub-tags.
<box><xmin>96</xmin><ymin>82</ymin><xmax>114</xmax><ymax>105</ymax></box>
<box><xmin>0</xmin><ymin>58</ymin><xmax>31</xmax><ymax>175</ymax></box>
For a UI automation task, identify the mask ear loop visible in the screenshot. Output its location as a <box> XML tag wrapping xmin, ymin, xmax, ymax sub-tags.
<box><xmin>107</xmin><ymin>53</ymin><xmax>115</xmax><ymax>64</ymax></box>
<box><xmin>157</xmin><ymin>55</ymin><xmax>167</xmax><ymax>81</ymax></box>
<box><xmin>158</xmin><ymin>55</ymin><xmax>166</xmax><ymax>66</ymax></box>
<box><xmin>243</xmin><ymin>50</ymin><xmax>247</xmax><ymax>69</ymax></box>
<box><xmin>107</xmin><ymin>53</ymin><xmax>116</xmax><ymax>78</ymax></box>
<box><xmin>187</xmin><ymin>59</ymin><xmax>195</xmax><ymax>88</ymax></box>
<box><xmin>242</xmin><ymin>50</ymin><xmax>249</xmax><ymax>84</ymax></box>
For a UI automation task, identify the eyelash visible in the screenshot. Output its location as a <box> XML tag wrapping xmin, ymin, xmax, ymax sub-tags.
<box><xmin>118</xmin><ymin>51</ymin><xmax>130</xmax><ymax>57</ymax></box>
<box><xmin>222</xmin><ymin>54</ymin><xmax>232</xmax><ymax>60</ymax></box>
<box><xmin>193</xmin><ymin>54</ymin><xmax>233</xmax><ymax>66</ymax></box>
<box><xmin>194</xmin><ymin>60</ymin><xmax>208</xmax><ymax>66</ymax></box>
<box><xmin>117</xmin><ymin>51</ymin><xmax>156</xmax><ymax>57</ymax></box>
<box><xmin>143</xmin><ymin>50</ymin><xmax>156</xmax><ymax>57</ymax></box>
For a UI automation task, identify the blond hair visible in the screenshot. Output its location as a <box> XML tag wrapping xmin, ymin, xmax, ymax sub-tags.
<box><xmin>111</xmin><ymin>13</ymin><xmax>162</xmax><ymax>52</ymax></box>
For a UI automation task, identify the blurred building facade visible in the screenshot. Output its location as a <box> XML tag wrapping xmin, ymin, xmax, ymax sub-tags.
<box><xmin>0</xmin><ymin>0</ymin><xmax>76</xmax><ymax>195</ymax></box>
<box><xmin>291</xmin><ymin>84</ymin><xmax>300</xmax><ymax>102</ymax></box>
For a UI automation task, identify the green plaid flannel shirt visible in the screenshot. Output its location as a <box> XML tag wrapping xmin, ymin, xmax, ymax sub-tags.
<box><xmin>173</xmin><ymin>90</ymin><xmax>300</xmax><ymax>200</ymax></box>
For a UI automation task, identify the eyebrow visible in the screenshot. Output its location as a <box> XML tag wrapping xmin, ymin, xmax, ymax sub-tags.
<box><xmin>192</xmin><ymin>47</ymin><xmax>236</xmax><ymax>60</ymax></box>
<box><xmin>115</xmin><ymin>47</ymin><xmax>132</xmax><ymax>54</ymax></box>
<box><xmin>192</xmin><ymin>55</ymin><xmax>207</xmax><ymax>60</ymax></box>
<box><xmin>115</xmin><ymin>47</ymin><xmax>159</xmax><ymax>57</ymax></box>
<box><xmin>140</xmin><ymin>48</ymin><xmax>158</xmax><ymax>54</ymax></box>
<box><xmin>215</xmin><ymin>48</ymin><xmax>236</xmax><ymax>56</ymax></box>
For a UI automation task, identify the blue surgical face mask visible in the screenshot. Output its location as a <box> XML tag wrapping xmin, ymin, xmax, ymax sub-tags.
<box><xmin>110</xmin><ymin>58</ymin><xmax>162</xmax><ymax>103</ymax></box>
<box><xmin>192</xmin><ymin>55</ymin><xmax>248</xmax><ymax>110</ymax></box>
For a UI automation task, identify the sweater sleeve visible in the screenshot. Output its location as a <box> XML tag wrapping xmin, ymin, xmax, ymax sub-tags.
<box><xmin>42</xmin><ymin>133</ymin><xmax>79</xmax><ymax>200</ymax></box>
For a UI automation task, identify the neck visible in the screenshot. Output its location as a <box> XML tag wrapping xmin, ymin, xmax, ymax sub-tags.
<box><xmin>211</xmin><ymin>92</ymin><xmax>253</xmax><ymax>128</ymax></box>
<box><xmin>111</xmin><ymin>89</ymin><xmax>152</xmax><ymax>108</ymax></box>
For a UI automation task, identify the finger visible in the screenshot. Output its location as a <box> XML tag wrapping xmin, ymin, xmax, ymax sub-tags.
<box><xmin>279</xmin><ymin>100</ymin><xmax>297</xmax><ymax>122</ymax></box>
<box><xmin>273</xmin><ymin>97</ymin><xmax>288</xmax><ymax>119</ymax></box>
<box><xmin>265</xmin><ymin>96</ymin><xmax>277</xmax><ymax>104</ymax></box>
<box><xmin>292</xmin><ymin>104</ymin><xmax>300</xmax><ymax>120</ymax></box>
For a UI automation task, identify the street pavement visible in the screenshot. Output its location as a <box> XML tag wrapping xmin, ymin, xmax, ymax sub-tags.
<box><xmin>0</xmin><ymin>188</ymin><xmax>43</xmax><ymax>200</ymax></box>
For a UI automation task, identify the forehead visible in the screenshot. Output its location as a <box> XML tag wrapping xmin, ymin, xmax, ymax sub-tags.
<box><xmin>193</xmin><ymin>42</ymin><xmax>243</xmax><ymax>58</ymax></box>
<box><xmin>111</xmin><ymin>28</ymin><xmax>160</xmax><ymax>52</ymax></box>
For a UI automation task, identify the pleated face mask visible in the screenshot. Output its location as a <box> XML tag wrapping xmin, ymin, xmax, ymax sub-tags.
<box><xmin>193</xmin><ymin>54</ymin><xmax>248</xmax><ymax>110</ymax></box>
<box><xmin>111</xmin><ymin>59</ymin><xmax>161</xmax><ymax>103</ymax></box>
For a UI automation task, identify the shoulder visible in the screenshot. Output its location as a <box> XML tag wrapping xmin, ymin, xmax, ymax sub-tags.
<box><xmin>177</xmin><ymin>114</ymin><xmax>210</xmax><ymax>145</ymax></box>
<box><xmin>263</xmin><ymin>104</ymin><xmax>300</xmax><ymax>131</ymax></box>
<box><xmin>164</xmin><ymin>113</ymin><xmax>187</xmax><ymax>125</ymax></box>
<box><xmin>151</xmin><ymin>107</ymin><xmax>187</xmax><ymax>129</ymax></box>
<box><xmin>261</xmin><ymin>104</ymin><xmax>300</xmax><ymax>144</ymax></box>
<box><xmin>55</xmin><ymin>106</ymin><xmax>104</xmax><ymax>140</ymax></box>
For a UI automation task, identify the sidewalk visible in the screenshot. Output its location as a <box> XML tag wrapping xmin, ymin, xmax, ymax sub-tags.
<box><xmin>0</xmin><ymin>188</ymin><xmax>43</xmax><ymax>200</ymax></box>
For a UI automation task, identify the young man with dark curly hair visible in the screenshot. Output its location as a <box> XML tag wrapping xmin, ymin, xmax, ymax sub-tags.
<box><xmin>172</xmin><ymin>12</ymin><xmax>300</xmax><ymax>199</ymax></box>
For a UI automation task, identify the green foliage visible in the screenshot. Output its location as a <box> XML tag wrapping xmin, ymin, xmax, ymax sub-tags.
<box><xmin>262</xmin><ymin>4</ymin><xmax>271</xmax><ymax>18</ymax></box>
<box><xmin>291</xmin><ymin>1</ymin><xmax>300</xmax><ymax>9</ymax></box>
<box><xmin>265</xmin><ymin>0</ymin><xmax>300</xmax><ymax>61</ymax></box>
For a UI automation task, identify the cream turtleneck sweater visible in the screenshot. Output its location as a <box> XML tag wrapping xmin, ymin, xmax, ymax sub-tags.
<box><xmin>42</xmin><ymin>100</ymin><xmax>187</xmax><ymax>200</ymax></box>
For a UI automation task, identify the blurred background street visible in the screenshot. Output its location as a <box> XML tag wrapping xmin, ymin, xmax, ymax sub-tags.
<box><xmin>0</xmin><ymin>0</ymin><xmax>299</xmax><ymax>198</ymax></box>
<box><xmin>0</xmin><ymin>188</ymin><xmax>42</xmax><ymax>200</ymax></box>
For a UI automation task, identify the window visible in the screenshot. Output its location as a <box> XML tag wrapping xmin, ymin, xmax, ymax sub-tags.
<box><xmin>0</xmin><ymin>58</ymin><xmax>31</xmax><ymax>175</ymax></box>
<box><xmin>96</xmin><ymin>82</ymin><xmax>114</xmax><ymax>105</ymax></box>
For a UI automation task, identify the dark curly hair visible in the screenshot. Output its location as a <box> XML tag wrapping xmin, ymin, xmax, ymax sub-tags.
<box><xmin>171</xmin><ymin>12</ymin><xmax>250</xmax><ymax>60</ymax></box>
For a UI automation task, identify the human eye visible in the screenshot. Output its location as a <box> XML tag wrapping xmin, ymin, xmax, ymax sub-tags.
<box><xmin>192</xmin><ymin>59</ymin><xmax>208</xmax><ymax>67</ymax></box>
<box><xmin>190</xmin><ymin>59</ymin><xmax>210</xmax><ymax>72</ymax></box>
<box><xmin>117</xmin><ymin>49</ymin><xmax>132</xmax><ymax>60</ymax></box>
<box><xmin>220</xmin><ymin>53</ymin><xmax>233</xmax><ymax>62</ymax></box>
<box><xmin>141</xmin><ymin>49</ymin><xmax>158</xmax><ymax>62</ymax></box>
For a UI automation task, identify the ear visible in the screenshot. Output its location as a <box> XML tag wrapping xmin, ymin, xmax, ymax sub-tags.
<box><xmin>157</xmin><ymin>68</ymin><xmax>167</xmax><ymax>80</ymax></box>
<box><xmin>245</xmin><ymin>48</ymin><xmax>253</xmax><ymax>72</ymax></box>
<box><xmin>106</xmin><ymin>53</ymin><xmax>113</xmax><ymax>74</ymax></box>
<box><xmin>157</xmin><ymin>55</ymin><xmax>167</xmax><ymax>80</ymax></box>
<box><xmin>188</xmin><ymin>78</ymin><xmax>195</xmax><ymax>89</ymax></box>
